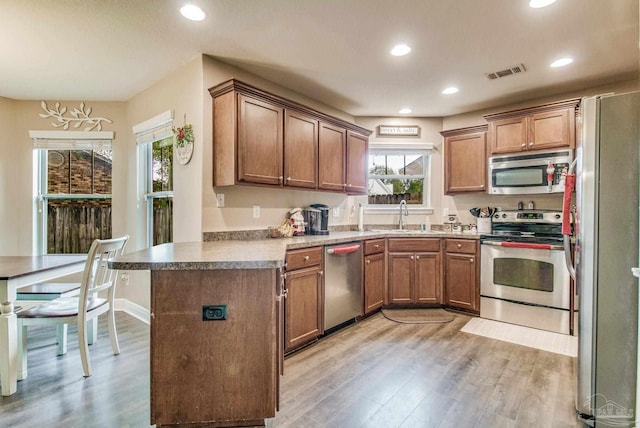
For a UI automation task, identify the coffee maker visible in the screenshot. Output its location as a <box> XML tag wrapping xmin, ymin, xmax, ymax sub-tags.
<box><xmin>303</xmin><ymin>204</ymin><xmax>330</xmax><ymax>235</ymax></box>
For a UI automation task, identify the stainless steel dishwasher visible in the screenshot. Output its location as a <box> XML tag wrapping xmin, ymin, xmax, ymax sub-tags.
<box><xmin>324</xmin><ymin>242</ymin><xmax>362</xmax><ymax>331</ymax></box>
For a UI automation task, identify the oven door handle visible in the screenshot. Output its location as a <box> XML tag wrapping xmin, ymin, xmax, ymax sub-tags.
<box><xmin>499</xmin><ymin>241</ymin><xmax>562</xmax><ymax>250</ymax></box>
<box><xmin>481</xmin><ymin>240</ymin><xmax>562</xmax><ymax>250</ymax></box>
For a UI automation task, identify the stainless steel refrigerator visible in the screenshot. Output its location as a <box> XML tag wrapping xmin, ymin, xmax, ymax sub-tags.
<box><xmin>570</xmin><ymin>92</ymin><xmax>640</xmax><ymax>427</ymax></box>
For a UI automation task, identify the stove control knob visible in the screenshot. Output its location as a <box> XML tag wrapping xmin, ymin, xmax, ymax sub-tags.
<box><xmin>502</xmin><ymin>213</ymin><xmax>507</xmax><ymax>218</ymax></box>
<box><xmin>555</xmin><ymin>214</ymin><xmax>561</xmax><ymax>219</ymax></box>
<box><xmin>494</xmin><ymin>214</ymin><xmax>499</xmax><ymax>219</ymax></box>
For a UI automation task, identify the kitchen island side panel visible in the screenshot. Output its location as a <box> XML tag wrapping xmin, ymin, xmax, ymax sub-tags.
<box><xmin>150</xmin><ymin>269</ymin><xmax>277</xmax><ymax>426</ymax></box>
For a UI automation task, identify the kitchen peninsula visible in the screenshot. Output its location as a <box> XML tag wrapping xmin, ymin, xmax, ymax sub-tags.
<box><xmin>110</xmin><ymin>230</ymin><xmax>480</xmax><ymax>427</ymax></box>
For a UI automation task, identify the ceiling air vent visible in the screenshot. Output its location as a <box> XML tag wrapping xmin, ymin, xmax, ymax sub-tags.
<box><xmin>486</xmin><ymin>63</ymin><xmax>526</xmax><ymax>80</ymax></box>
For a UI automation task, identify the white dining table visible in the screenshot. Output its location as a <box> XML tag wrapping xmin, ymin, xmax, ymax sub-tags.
<box><xmin>0</xmin><ymin>255</ymin><xmax>86</xmax><ymax>396</ymax></box>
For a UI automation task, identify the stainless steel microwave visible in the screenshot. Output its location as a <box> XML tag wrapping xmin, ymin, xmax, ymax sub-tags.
<box><xmin>488</xmin><ymin>149</ymin><xmax>573</xmax><ymax>195</ymax></box>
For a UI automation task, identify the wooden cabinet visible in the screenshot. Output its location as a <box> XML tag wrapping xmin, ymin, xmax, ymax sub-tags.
<box><xmin>284</xmin><ymin>109</ymin><xmax>318</xmax><ymax>189</ymax></box>
<box><xmin>387</xmin><ymin>238</ymin><xmax>441</xmax><ymax>305</ymax></box>
<box><xmin>318</xmin><ymin>122</ymin><xmax>346</xmax><ymax>191</ymax></box>
<box><xmin>345</xmin><ymin>130</ymin><xmax>368</xmax><ymax>194</ymax></box>
<box><xmin>363</xmin><ymin>239</ymin><xmax>386</xmax><ymax>314</ymax></box>
<box><xmin>441</xmin><ymin>125</ymin><xmax>488</xmax><ymax>194</ymax></box>
<box><xmin>443</xmin><ymin>239</ymin><xmax>479</xmax><ymax>313</ymax></box>
<box><xmin>150</xmin><ymin>269</ymin><xmax>277</xmax><ymax>426</ymax></box>
<box><xmin>484</xmin><ymin>98</ymin><xmax>580</xmax><ymax>155</ymax></box>
<box><xmin>210</xmin><ymin>79</ymin><xmax>371</xmax><ymax>194</ymax></box>
<box><xmin>284</xmin><ymin>247</ymin><xmax>323</xmax><ymax>353</ymax></box>
<box><xmin>237</xmin><ymin>94</ymin><xmax>284</xmax><ymax>185</ymax></box>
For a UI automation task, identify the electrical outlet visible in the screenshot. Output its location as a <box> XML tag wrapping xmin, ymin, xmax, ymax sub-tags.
<box><xmin>253</xmin><ymin>205</ymin><xmax>260</xmax><ymax>218</ymax></box>
<box><xmin>332</xmin><ymin>207</ymin><xmax>339</xmax><ymax>217</ymax></box>
<box><xmin>216</xmin><ymin>194</ymin><xmax>225</xmax><ymax>208</ymax></box>
<box><xmin>202</xmin><ymin>305</ymin><xmax>227</xmax><ymax>321</ymax></box>
<box><xmin>120</xmin><ymin>272</ymin><xmax>129</xmax><ymax>286</ymax></box>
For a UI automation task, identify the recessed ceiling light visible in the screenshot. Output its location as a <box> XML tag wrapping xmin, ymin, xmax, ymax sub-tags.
<box><xmin>390</xmin><ymin>44</ymin><xmax>411</xmax><ymax>56</ymax></box>
<box><xmin>442</xmin><ymin>87</ymin><xmax>459</xmax><ymax>95</ymax></box>
<box><xmin>529</xmin><ymin>0</ymin><xmax>557</xmax><ymax>8</ymax></box>
<box><xmin>399</xmin><ymin>108</ymin><xmax>412</xmax><ymax>114</ymax></box>
<box><xmin>180</xmin><ymin>4</ymin><xmax>205</xmax><ymax>21</ymax></box>
<box><xmin>550</xmin><ymin>57</ymin><xmax>574</xmax><ymax>68</ymax></box>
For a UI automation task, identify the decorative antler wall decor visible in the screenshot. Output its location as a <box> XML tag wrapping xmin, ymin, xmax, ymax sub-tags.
<box><xmin>39</xmin><ymin>101</ymin><xmax>113</xmax><ymax>131</ymax></box>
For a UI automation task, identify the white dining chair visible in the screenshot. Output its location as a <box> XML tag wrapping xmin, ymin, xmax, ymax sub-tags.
<box><xmin>17</xmin><ymin>282</ymin><xmax>83</xmax><ymax>355</ymax></box>
<box><xmin>17</xmin><ymin>235</ymin><xmax>129</xmax><ymax>378</ymax></box>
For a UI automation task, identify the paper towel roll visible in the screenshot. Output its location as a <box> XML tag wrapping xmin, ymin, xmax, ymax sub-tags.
<box><xmin>357</xmin><ymin>204</ymin><xmax>364</xmax><ymax>231</ymax></box>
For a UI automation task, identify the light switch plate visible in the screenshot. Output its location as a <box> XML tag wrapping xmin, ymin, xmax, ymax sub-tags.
<box><xmin>252</xmin><ymin>205</ymin><xmax>260</xmax><ymax>218</ymax></box>
<box><xmin>216</xmin><ymin>194</ymin><xmax>225</xmax><ymax>208</ymax></box>
<box><xmin>332</xmin><ymin>207</ymin><xmax>339</xmax><ymax>217</ymax></box>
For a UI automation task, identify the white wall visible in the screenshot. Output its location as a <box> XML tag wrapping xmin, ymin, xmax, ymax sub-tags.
<box><xmin>0</xmin><ymin>97</ymin><xmax>19</xmax><ymax>255</ymax></box>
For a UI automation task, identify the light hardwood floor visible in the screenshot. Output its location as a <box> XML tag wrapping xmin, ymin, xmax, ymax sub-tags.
<box><xmin>0</xmin><ymin>311</ymin><xmax>581</xmax><ymax>428</ymax></box>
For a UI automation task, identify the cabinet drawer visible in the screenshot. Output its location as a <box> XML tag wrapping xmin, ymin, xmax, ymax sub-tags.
<box><xmin>286</xmin><ymin>247</ymin><xmax>322</xmax><ymax>270</ymax></box>
<box><xmin>387</xmin><ymin>238</ymin><xmax>440</xmax><ymax>253</ymax></box>
<box><xmin>445</xmin><ymin>239</ymin><xmax>477</xmax><ymax>254</ymax></box>
<box><xmin>364</xmin><ymin>239</ymin><xmax>386</xmax><ymax>255</ymax></box>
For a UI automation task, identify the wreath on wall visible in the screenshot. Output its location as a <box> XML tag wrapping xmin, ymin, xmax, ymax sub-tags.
<box><xmin>172</xmin><ymin>123</ymin><xmax>194</xmax><ymax>148</ymax></box>
<box><xmin>173</xmin><ymin>116</ymin><xmax>194</xmax><ymax>165</ymax></box>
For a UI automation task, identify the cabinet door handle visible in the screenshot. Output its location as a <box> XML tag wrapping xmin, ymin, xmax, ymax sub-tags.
<box><xmin>528</xmin><ymin>142</ymin><xmax>534</xmax><ymax>147</ymax></box>
<box><xmin>303</xmin><ymin>255</ymin><xmax>310</xmax><ymax>261</ymax></box>
<box><xmin>470</xmin><ymin>258</ymin><xmax>474</xmax><ymax>263</ymax></box>
<box><xmin>366</xmin><ymin>259</ymin><xmax>370</xmax><ymax>264</ymax></box>
<box><xmin>457</xmin><ymin>243</ymin><xmax>462</xmax><ymax>248</ymax></box>
<box><xmin>374</xmin><ymin>244</ymin><xmax>380</xmax><ymax>248</ymax></box>
<box><xmin>520</xmin><ymin>143</ymin><xmax>526</xmax><ymax>148</ymax></box>
<box><xmin>283</xmin><ymin>289</ymin><xmax>288</xmax><ymax>299</ymax></box>
<box><xmin>278</xmin><ymin>176</ymin><xmax>284</xmax><ymax>182</ymax></box>
<box><xmin>410</xmin><ymin>256</ymin><xmax>414</xmax><ymax>260</ymax></box>
<box><xmin>286</xmin><ymin>176</ymin><xmax>291</xmax><ymax>181</ymax></box>
<box><xmin>318</xmin><ymin>270</ymin><xmax>324</xmax><ymax>276</ymax></box>
<box><xmin>416</xmin><ymin>255</ymin><xmax>420</xmax><ymax>259</ymax></box>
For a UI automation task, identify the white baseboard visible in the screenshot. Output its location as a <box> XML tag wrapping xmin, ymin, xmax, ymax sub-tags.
<box><xmin>114</xmin><ymin>298</ymin><xmax>150</xmax><ymax>325</ymax></box>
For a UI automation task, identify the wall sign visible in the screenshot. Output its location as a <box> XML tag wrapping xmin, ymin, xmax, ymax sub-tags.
<box><xmin>377</xmin><ymin>125</ymin><xmax>420</xmax><ymax>137</ymax></box>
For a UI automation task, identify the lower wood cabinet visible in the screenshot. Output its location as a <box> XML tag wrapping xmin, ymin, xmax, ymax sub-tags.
<box><xmin>387</xmin><ymin>238</ymin><xmax>441</xmax><ymax>305</ymax></box>
<box><xmin>284</xmin><ymin>247</ymin><xmax>323</xmax><ymax>353</ymax></box>
<box><xmin>363</xmin><ymin>239</ymin><xmax>386</xmax><ymax>315</ymax></box>
<box><xmin>443</xmin><ymin>239</ymin><xmax>480</xmax><ymax>313</ymax></box>
<box><xmin>150</xmin><ymin>269</ymin><xmax>277</xmax><ymax>426</ymax></box>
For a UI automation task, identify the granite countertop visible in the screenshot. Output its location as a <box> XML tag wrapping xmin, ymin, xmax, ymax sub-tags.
<box><xmin>110</xmin><ymin>230</ymin><xmax>481</xmax><ymax>271</ymax></box>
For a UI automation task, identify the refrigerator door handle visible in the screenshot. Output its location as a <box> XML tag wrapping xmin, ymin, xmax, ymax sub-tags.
<box><xmin>632</xmin><ymin>267</ymin><xmax>640</xmax><ymax>278</ymax></box>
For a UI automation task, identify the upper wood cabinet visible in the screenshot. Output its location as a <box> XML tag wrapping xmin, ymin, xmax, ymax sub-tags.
<box><xmin>284</xmin><ymin>110</ymin><xmax>318</xmax><ymax>189</ymax></box>
<box><xmin>318</xmin><ymin>122</ymin><xmax>346</xmax><ymax>191</ymax></box>
<box><xmin>237</xmin><ymin>94</ymin><xmax>284</xmax><ymax>185</ymax></box>
<box><xmin>209</xmin><ymin>79</ymin><xmax>371</xmax><ymax>193</ymax></box>
<box><xmin>484</xmin><ymin>98</ymin><xmax>580</xmax><ymax>155</ymax></box>
<box><xmin>345</xmin><ymin>130</ymin><xmax>368</xmax><ymax>194</ymax></box>
<box><xmin>440</xmin><ymin>125</ymin><xmax>488</xmax><ymax>194</ymax></box>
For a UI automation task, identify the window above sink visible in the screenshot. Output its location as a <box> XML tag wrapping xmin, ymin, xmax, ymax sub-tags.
<box><xmin>366</xmin><ymin>141</ymin><xmax>434</xmax><ymax>215</ymax></box>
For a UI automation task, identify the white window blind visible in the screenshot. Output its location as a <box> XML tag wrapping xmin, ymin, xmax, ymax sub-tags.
<box><xmin>132</xmin><ymin>110</ymin><xmax>174</xmax><ymax>145</ymax></box>
<box><xmin>28</xmin><ymin>130</ymin><xmax>113</xmax><ymax>150</ymax></box>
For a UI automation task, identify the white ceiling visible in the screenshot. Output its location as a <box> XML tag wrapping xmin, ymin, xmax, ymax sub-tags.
<box><xmin>1</xmin><ymin>0</ymin><xmax>638</xmax><ymax>117</ymax></box>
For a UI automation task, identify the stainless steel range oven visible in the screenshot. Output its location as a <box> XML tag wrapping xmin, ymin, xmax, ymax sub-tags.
<box><xmin>480</xmin><ymin>210</ymin><xmax>571</xmax><ymax>335</ymax></box>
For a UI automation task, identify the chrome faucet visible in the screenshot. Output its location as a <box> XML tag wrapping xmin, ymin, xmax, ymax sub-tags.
<box><xmin>398</xmin><ymin>200</ymin><xmax>409</xmax><ymax>230</ymax></box>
